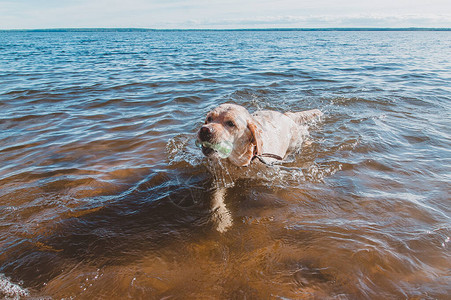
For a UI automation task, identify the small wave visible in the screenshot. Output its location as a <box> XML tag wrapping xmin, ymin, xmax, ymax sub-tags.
<box><xmin>329</xmin><ymin>96</ymin><xmax>395</xmax><ymax>107</ymax></box>
<box><xmin>229</xmin><ymin>88</ymin><xmax>278</xmax><ymax>103</ymax></box>
<box><xmin>3</xmin><ymin>88</ymin><xmax>43</xmax><ymax>97</ymax></box>
<box><xmin>172</xmin><ymin>96</ymin><xmax>202</xmax><ymax>104</ymax></box>
<box><xmin>307</xmin><ymin>78</ymin><xmax>338</xmax><ymax>83</ymax></box>
<box><xmin>86</xmin><ymin>98</ymin><xmax>126</xmax><ymax>109</ymax></box>
<box><xmin>0</xmin><ymin>274</ymin><xmax>29</xmax><ymax>298</ymax></box>
<box><xmin>109</xmin><ymin>82</ymin><xmax>160</xmax><ymax>91</ymax></box>
<box><xmin>254</xmin><ymin>71</ymin><xmax>296</xmax><ymax>78</ymax></box>
<box><xmin>0</xmin><ymin>112</ymin><xmax>70</xmax><ymax>125</ymax></box>
<box><xmin>178</xmin><ymin>78</ymin><xmax>217</xmax><ymax>84</ymax></box>
<box><xmin>302</xmin><ymin>161</ymin><xmax>344</xmax><ymax>183</ymax></box>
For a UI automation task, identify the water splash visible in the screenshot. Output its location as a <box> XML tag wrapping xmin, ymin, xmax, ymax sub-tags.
<box><xmin>165</xmin><ymin>126</ymin><xmax>342</xmax><ymax>188</ymax></box>
<box><xmin>166</xmin><ymin>134</ymin><xmax>204</xmax><ymax>167</ymax></box>
<box><xmin>0</xmin><ymin>274</ymin><xmax>29</xmax><ymax>299</ymax></box>
<box><xmin>207</xmin><ymin>158</ymin><xmax>235</xmax><ymax>189</ymax></box>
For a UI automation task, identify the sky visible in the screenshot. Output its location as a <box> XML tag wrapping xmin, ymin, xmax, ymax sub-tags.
<box><xmin>1</xmin><ymin>0</ymin><xmax>450</xmax><ymax>29</ymax></box>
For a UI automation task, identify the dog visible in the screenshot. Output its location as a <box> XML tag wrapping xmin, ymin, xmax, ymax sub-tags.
<box><xmin>197</xmin><ymin>103</ymin><xmax>323</xmax><ymax>166</ymax></box>
<box><xmin>197</xmin><ymin>103</ymin><xmax>323</xmax><ymax>233</ymax></box>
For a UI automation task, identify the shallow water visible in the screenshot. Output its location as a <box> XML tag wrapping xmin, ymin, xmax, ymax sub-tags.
<box><xmin>0</xmin><ymin>30</ymin><xmax>450</xmax><ymax>299</ymax></box>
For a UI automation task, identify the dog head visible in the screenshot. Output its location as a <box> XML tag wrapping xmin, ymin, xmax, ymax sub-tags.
<box><xmin>197</xmin><ymin>104</ymin><xmax>262</xmax><ymax>166</ymax></box>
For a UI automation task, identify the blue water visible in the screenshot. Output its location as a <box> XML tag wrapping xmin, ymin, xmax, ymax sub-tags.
<box><xmin>0</xmin><ymin>30</ymin><xmax>450</xmax><ymax>298</ymax></box>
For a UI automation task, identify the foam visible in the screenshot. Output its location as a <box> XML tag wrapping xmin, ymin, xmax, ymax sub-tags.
<box><xmin>0</xmin><ymin>274</ymin><xmax>29</xmax><ymax>298</ymax></box>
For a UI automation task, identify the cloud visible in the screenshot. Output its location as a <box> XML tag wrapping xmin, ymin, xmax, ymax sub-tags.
<box><xmin>161</xmin><ymin>14</ymin><xmax>451</xmax><ymax>29</ymax></box>
<box><xmin>0</xmin><ymin>0</ymin><xmax>450</xmax><ymax>29</ymax></box>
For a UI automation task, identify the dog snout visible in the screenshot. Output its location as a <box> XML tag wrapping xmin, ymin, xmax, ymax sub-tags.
<box><xmin>199</xmin><ymin>126</ymin><xmax>213</xmax><ymax>141</ymax></box>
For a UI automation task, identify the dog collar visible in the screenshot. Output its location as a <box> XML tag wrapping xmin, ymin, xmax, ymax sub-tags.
<box><xmin>252</xmin><ymin>153</ymin><xmax>285</xmax><ymax>165</ymax></box>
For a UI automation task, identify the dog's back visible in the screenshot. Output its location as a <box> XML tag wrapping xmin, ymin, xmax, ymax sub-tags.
<box><xmin>284</xmin><ymin>109</ymin><xmax>323</xmax><ymax>125</ymax></box>
<box><xmin>250</xmin><ymin>108</ymin><xmax>322</xmax><ymax>159</ymax></box>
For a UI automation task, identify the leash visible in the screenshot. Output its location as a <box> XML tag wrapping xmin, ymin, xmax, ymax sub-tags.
<box><xmin>252</xmin><ymin>153</ymin><xmax>294</xmax><ymax>166</ymax></box>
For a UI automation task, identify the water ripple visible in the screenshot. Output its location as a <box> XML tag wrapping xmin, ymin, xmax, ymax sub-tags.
<box><xmin>0</xmin><ymin>30</ymin><xmax>450</xmax><ymax>299</ymax></box>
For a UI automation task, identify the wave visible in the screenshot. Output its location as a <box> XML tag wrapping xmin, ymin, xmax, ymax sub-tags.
<box><xmin>0</xmin><ymin>274</ymin><xmax>29</xmax><ymax>298</ymax></box>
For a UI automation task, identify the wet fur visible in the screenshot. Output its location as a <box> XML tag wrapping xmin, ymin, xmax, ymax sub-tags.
<box><xmin>198</xmin><ymin>103</ymin><xmax>322</xmax><ymax>166</ymax></box>
<box><xmin>198</xmin><ymin>103</ymin><xmax>322</xmax><ymax>232</ymax></box>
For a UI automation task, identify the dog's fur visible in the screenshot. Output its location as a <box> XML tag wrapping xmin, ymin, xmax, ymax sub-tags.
<box><xmin>198</xmin><ymin>103</ymin><xmax>322</xmax><ymax>166</ymax></box>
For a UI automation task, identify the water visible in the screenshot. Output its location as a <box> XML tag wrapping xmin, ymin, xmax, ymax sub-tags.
<box><xmin>0</xmin><ymin>30</ymin><xmax>450</xmax><ymax>299</ymax></box>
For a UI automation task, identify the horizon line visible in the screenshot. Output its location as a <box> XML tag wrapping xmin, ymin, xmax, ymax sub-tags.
<box><xmin>1</xmin><ymin>27</ymin><xmax>450</xmax><ymax>32</ymax></box>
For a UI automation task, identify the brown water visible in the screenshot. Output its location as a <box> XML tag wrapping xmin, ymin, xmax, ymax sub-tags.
<box><xmin>0</xmin><ymin>30</ymin><xmax>450</xmax><ymax>299</ymax></box>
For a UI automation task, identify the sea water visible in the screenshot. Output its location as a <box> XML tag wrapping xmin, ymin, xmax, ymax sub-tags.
<box><xmin>0</xmin><ymin>30</ymin><xmax>450</xmax><ymax>298</ymax></box>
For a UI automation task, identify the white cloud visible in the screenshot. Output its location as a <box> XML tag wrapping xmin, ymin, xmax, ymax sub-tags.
<box><xmin>164</xmin><ymin>14</ymin><xmax>451</xmax><ymax>29</ymax></box>
<box><xmin>0</xmin><ymin>0</ymin><xmax>450</xmax><ymax>29</ymax></box>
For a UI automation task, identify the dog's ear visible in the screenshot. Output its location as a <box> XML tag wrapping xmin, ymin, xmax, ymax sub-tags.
<box><xmin>247</xmin><ymin>119</ymin><xmax>262</xmax><ymax>156</ymax></box>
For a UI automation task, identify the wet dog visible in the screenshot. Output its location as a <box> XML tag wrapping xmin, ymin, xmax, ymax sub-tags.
<box><xmin>197</xmin><ymin>103</ymin><xmax>322</xmax><ymax>166</ymax></box>
<box><xmin>197</xmin><ymin>103</ymin><xmax>323</xmax><ymax>233</ymax></box>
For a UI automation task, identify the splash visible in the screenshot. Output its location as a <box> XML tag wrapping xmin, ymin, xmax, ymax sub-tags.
<box><xmin>192</xmin><ymin>126</ymin><xmax>311</xmax><ymax>188</ymax></box>
<box><xmin>166</xmin><ymin>134</ymin><xmax>204</xmax><ymax>166</ymax></box>
<box><xmin>206</xmin><ymin>158</ymin><xmax>236</xmax><ymax>189</ymax></box>
<box><xmin>0</xmin><ymin>274</ymin><xmax>29</xmax><ymax>299</ymax></box>
<box><xmin>165</xmin><ymin>124</ymin><xmax>341</xmax><ymax>189</ymax></box>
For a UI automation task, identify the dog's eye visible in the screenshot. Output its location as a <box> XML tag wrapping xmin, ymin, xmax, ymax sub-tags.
<box><xmin>206</xmin><ymin>116</ymin><xmax>212</xmax><ymax>123</ymax></box>
<box><xmin>226</xmin><ymin>121</ymin><xmax>235</xmax><ymax>127</ymax></box>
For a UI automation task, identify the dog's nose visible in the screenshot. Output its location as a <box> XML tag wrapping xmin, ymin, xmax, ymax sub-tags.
<box><xmin>199</xmin><ymin>126</ymin><xmax>213</xmax><ymax>141</ymax></box>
